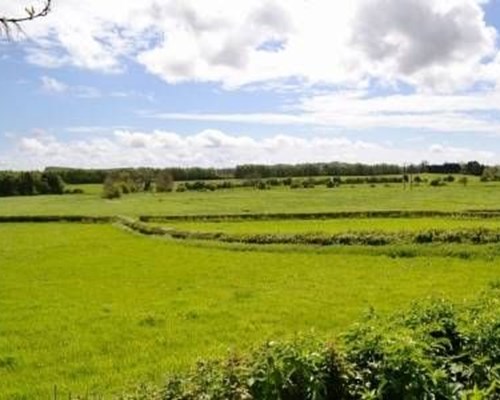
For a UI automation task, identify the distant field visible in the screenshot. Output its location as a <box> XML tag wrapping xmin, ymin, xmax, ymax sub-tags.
<box><xmin>1</xmin><ymin>223</ymin><xmax>499</xmax><ymax>398</ymax></box>
<box><xmin>154</xmin><ymin>217</ymin><xmax>500</xmax><ymax>235</ymax></box>
<box><xmin>1</xmin><ymin>182</ymin><xmax>500</xmax><ymax>217</ymax></box>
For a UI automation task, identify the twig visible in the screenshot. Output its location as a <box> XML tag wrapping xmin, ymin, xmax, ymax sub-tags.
<box><xmin>0</xmin><ymin>0</ymin><xmax>51</xmax><ymax>38</ymax></box>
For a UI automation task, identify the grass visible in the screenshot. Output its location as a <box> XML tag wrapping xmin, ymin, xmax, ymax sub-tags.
<box><xmin>0</xmin><ymin>182</ymin><xmax>500</xmax><ymax>217</ymax></box>
<box><xmin>153</xmin><ymin>217</ymin><xmax>500</xmax><ymax>235</ymax></box>
<box><xmin>1</xmin><ymin>180</ymin><xmax>500</xmax><ymax>398</ymax></box>
<box><xmin>1</xmin><ymin>223</ymin><xmax>499</xmax><ymax>398</ymax></box>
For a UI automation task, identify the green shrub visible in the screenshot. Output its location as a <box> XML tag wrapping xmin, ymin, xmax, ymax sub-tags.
<box><xmin>102</xmin><ymin>181</ymin><xmax>122</xmax><ymax>199</ymax></box>
<box><xmin>123</xmin><ymin>289</ymin><xmax>500</xmax><ymax>399</ymax></box>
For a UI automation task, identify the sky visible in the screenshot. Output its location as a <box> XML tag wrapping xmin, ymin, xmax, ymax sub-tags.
<box><xmin>1</xmin><ymin>0</ymin><xmax>500</xmax><ymax>169</ymax></box>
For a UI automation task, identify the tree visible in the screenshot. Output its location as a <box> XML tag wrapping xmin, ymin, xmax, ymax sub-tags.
<box><xmin>1</xmin><ymin>0</ymin><xmax>51</xmax><ymax>38</ymax></box>
<box><xmin>102</xmin><ymin>176</ymin><xmax>122</xmax><ymax>200</ymax></box>
<box><xmin>155</xmin><ymin>170</ymin><xmax>175</xmax><ymax>193</ymax></box>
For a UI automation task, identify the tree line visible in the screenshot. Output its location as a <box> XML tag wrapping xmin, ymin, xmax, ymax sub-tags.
<box><xmin>46</xmin><ymin>161</ymin><xmax>488</xmax><ymax>185</ymax></box>
<box><xmin>0</xmin><ymin>171</ymin><xmax>65</xmax><ymax>197</ymax></box>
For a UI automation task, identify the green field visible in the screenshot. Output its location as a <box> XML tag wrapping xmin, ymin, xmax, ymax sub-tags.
<box><xmin>0</xmin><ymin>223</ymin><xmax>499</xmax><ymax>398</ymax></box>
<box><xmin>0</xmin><ymin>182</ymin><xmax>499</xmax><ymax>217</ymax></box>
<box><xmin>1</xmin><ymin>181</ymin><xmax>500</xmax><ymax>398</ymax></box>
<box><xmin>154</xmin><ymin>217</ymin><xmax>500</xmax><ymax>235</ymax></box>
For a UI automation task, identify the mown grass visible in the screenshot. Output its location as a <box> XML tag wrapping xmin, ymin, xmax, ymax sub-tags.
<box><xmin>1</xmin><ymin>223</ymin><xmax>499</xmax><ymax>398</ymax></box>
<box><xmin>0</xmin><ymin>182</ymin><xmax>499</xmax><ymax>217</ymax></box>
<box><xmin>153</xmin><ymin>217</ymin><xmax>500</xmax><ymax>235</ymax></box>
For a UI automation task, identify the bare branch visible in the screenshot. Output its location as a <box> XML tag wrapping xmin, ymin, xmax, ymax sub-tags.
<box><xmin>0</xmin><ymin>0</ymin><xmax>51</xmax><ymax>35</ymax></box>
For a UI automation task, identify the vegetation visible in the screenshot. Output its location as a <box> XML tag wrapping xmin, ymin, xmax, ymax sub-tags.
<box><xmin>1</xmin><ymin>180</ymin><xmax>500</xmax><ymax>217</ymax></box>
<box><xmin>481</xmin><ymin>166</ymin><xmax>500</xmax><ymax>182</ymax></box>
<box><xmin>1</xmin><ymin>223</ymin><xmax>499</xmax><ymax>398</ymax></box>
<box><xmin>0</xmin><ymin>170</ymin><xmax>65</xmax><ymax>197</ymax></box>
<box><xmin>156</xmin><ymin>170</ymin><xmax>175</xmax><ymax>193</ymax></box>
<box><xmin>150</xmin><ymin>217</ymin><xmax>500</xmax><ymax>235</ymax></box>
<box><xmin>1</xmin><ymin>170</ymin><xmax>500</xmax><ymax>398</ymax></box>
<box><xmin>125</xmin><ymin>287</ymin><xmax>500</xmax><ymax>399</ymax></box>
<box><xmin>39</xmin><ymin>161</ymin><xmax>490</xmax><ymax>186</ymax></box>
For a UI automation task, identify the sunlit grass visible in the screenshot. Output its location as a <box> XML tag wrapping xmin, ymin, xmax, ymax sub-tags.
<box><xmin>0</xmin><ymin>182</ymin><xmax>499</xmax><ymax>217</ymax></box>
<box><xmin>157</xmin><ymin>217</ymin><xmax>500</xmax><ymax>235</ymax></box>
<box><xmin>1</xmin><ymin>223</ymin><xmax>499</xmax><ymax>398</ymax></box>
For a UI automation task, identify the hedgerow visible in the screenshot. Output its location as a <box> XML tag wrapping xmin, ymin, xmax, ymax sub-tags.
<box><xmin>121</xmin><ymin>219</ymin><xmax>500</xmax><ymax>246</ymax></box>
<box><xmin>120</xmin><ymin>287</ymin><xmax>500</xmax><ymax>400</ymax></box>
<box><xmin>139</xmin><ymin>209</ymin><xmax>500</xmax><ymax>223</ymax></box>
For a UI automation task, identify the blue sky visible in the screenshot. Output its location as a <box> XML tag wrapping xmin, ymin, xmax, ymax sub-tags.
<box><xmin>1</xmin><ymin>0</ymin><xmax>500</xmax><ymax>169</ymax></box>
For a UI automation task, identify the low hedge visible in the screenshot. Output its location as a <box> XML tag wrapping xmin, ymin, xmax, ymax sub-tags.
<box><xmin>122</xmin><ymin>219</ymin><xmax>500</xmax><ymax>246</ymax></box>
<box><xmin>0</xmin><ymin>215</ymin><xmax>113</xmax><ymax>223</ymax></box>
<box><xmin>121</xmin><ymin>287</ymin><xmax>500</xmax><ymax>399</ymax></box>
<box><xmin>140</xmin><ymin>210</ymin><xmax>500</xmax><ymax>223</ymax></box>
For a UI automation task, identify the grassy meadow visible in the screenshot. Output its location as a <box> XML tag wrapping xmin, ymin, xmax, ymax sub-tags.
<box><xmin>0</xmin><ymin>180</ymin><xmax>499</xmax><ymax>398</ymax></box>
<box><xmin>0</xmin><ymin>181</ymin><xmax>500</xmax><ymax>217</ymax></box>
<box><xmin>152</xmin><ymin>217</ymin><xmax>500</xmax><ymax>235</ymax></box>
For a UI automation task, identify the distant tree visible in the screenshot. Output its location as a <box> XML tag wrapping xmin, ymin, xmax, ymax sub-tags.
<box><xmin>155</xmin><ymin>170</ymin><xmax>175</xmax><ymax>193</ymax></box>
<box><xmin>0</xmin><ymin>0</ymin><xmax>52</xmax><ymax>38</ymax></box>
<box><xmin>102</xmin><ymin>176</ymin><xmax>122</xmax><ymax>199</ymax></box>
<box><xmin>481</xmin><ymin>166</ymin><xmax>500</xmax><ymax>182</ymax></box>
<box><xmin>42</xmin><ymin>172</ymin><xmax>65</xmax><ymax>194</ymax></box>
<box><xmin>463</xmin><ymin>161</ymin><xmax>485</xmax><ymax>176</ymax></box>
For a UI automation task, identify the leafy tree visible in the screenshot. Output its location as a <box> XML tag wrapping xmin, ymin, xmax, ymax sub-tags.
<box><xmin>481</xmin><ymin>166</ymin><xmax>500</xmax><ymax>182</ymax></box>
<box><xmin>155</xmin><ymin>170</ymin><xmax>175</xmax><ymax>193</ymax></box>
<box><xmin>102</xmin><ymin>176</ymin><xmax>122</xmax><ymax>199</ymax></box>
<box><xmin>463</xmin><ymin>161</ymin><xmax>485</xmax><ymax>176</ymax></box>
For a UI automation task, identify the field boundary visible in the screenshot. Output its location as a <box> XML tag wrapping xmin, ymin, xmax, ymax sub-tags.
<box><xmin>2</xmin><ymin>213</ymin><xmax>500</xmax><ymax>247</ymax></box>
<box><xmin>0</xmin><ymin>215</ymin><xmax>113</xmax><ymax>223</ymax></box>
<box><xmin>118</xmin><ymin>217</ymin><xmax>500</xmax><ymax>246</ymax></box>
<box><xmin>1</xmin><ymin>209</ymin><xmax>500</xmax><ymax>225</ymax></box>
<box><xmin>139</xmin><ymin>209</ymin><xmax>500</xmax><ymax>222</ymax></box>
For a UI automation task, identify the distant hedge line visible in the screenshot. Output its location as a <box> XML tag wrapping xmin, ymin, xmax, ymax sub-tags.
<box><xmin>140</xmin><ymin>209</ymin><xmax>500</xmax><ymax>223</ymax></box>
<box><xmin>0</xmin><ymin>215</ymin><xmax>112</xmax><ymax>223</ymax></box>
<box><xmin>121</xmin><ymin>287</ymin><xmax>500</xmax><ymax>399</ymax></box>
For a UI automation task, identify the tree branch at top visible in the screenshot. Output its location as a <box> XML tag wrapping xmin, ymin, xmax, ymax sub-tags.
<box><xmin>0</xmin><ymin>0</ymin><xmax>52</xmax><ymax>38</ymax></box>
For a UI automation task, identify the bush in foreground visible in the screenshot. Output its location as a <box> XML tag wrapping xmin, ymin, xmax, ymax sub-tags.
<box><xmin>122</xmin><ymin>287</ymin><xmax>499</xmax><ymax>399</ymax></box>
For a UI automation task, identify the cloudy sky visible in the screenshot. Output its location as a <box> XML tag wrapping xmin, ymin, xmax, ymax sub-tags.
<box><xmin>1</xmin><ymin>0</ymin><xmax>500</xmax><ymax>169</ymax></box>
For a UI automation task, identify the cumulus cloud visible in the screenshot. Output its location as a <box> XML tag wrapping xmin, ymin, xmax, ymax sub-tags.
<box><xmin>4</xmin><ymin>129</ymin><xmax>497</xmax><ymax>170</ymax></box>
<box><xmin>4</xmin><ymin>0</ymin><xmax>497</xmax><ymax>91</ymax></box>
<box><xmin>351</xmin><ymin>0</ymin><xmax>496</xmax><ymax>90</ymax></box>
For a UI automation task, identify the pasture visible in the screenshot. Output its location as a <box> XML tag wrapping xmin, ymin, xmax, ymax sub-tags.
<box><xmin>0</xmin><ymin>181</ymin><xmax>499</xmax><ymax>217</ymax></box>
<box><xmin>152</xmin><ymin>217</ymin><xmax>500</xmax><ymax>234</ymax></box>
<box><xmin>0</xmin><ymin>180</ymin><xmax>499</xmax><ymax>398</ymax></box>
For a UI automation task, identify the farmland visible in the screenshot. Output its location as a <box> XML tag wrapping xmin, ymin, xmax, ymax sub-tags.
<box><xmin>0</xmin><ymin>181</ymin><xmax>499</xmax><ymax>398</ymax></box>
<box><xmin>0</xmin><ymin>180</ymin><xmax>500</xmax><ymax>217</ymax></box>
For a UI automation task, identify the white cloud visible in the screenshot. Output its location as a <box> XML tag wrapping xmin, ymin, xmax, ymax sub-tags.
<box><xmin>4</xmin><ymin>0</ymin><xmax>497</xmax><ymax>91</ymax></box>
<box><xmin>144</xmin><ymin>88</ymin><xmax>500</xmax><ymax>134</ymax></box>
<box><xmin>4</xmin><ymin>129</ymin><xmax>497</xmax><ymax>170</ymax></box>
<box><xmin>350</xmin><ymin>0</ymin><xmax>497</xmax><ymax>91</ymax></box>
<box><xmin>41</xmin><ymin>76</ymin><xmax>67</xmax><ymax>93</ymax></box>
<box><xmin>39</xmin><ymin>76</ymin><xmax>102</xmax><ymax>98</ymax></box>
